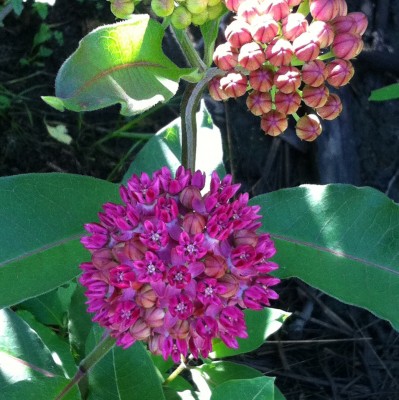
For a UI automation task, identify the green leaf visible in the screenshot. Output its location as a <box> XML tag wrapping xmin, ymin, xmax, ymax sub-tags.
<box><xmin>33</xmin><ymin>23</ymin><xmax>52</xmax><ymax>48</ymax></box>
<box><xmin>200</xmin><ymin>15</ymin><xmax>225</xmax><ymax>67</ymax></box>
<box><xmin>46</xmin><ymin>123</ymin><xmax>73</xmax><ymax>145</ymax></box>
<box><xmin>210</xmin><ymin>376</ymin><xmax>275</xmax><ymax>400</ymax></box>
<box><xmin>11</xmin><ymin>0</ymin><xmax>24</xmax><ymax>15</ymax></box>
<box><xmin>250</xmin><ymin>184</ymin><xmax>399</xmax><ymax>330</ymax></box>
<box><xmin>86</xmin><ymin>326</ymin><xmax>166</xmax><ymax>400</ymax></box>
<box><xmin>122</xmin><ymin>101</ymin><xmax>225</xmax><ymax>184</ymax></box>
<box><xmin>210</xmin><ymin>308</ymin><xmax>289</xmax><ymax>358</ymax></box>
<box><xmin>48</xmin><ymin>16</ymin><xmax>196</xmax><ymax>116</ymax></box>
<box><xmin>0</xmin><ymin>173</ymin><xmax>119</xmax><ymax>308</ymax></box>
<box><xmin>369</xmin><ymin>83</ymin><xmax>399</xmax><ymax>101</ymax></box>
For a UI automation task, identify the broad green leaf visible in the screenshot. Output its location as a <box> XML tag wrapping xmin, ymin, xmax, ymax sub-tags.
<box><xmin>86</xmin><ymin>326</ymin><xmax>166</xmax><ymax>400</ymax></box>
<box><xmin>17</xmin><ymin>310</ymin><xmax>77</xmax><ymax>378</ymax></box>
<box><xmin>210</xmin><ymin>376</ymin><xmax>275</xmax><ymax>400</ymax></box>
<box><xmin>122</xmin><ymin>101</ymin><xmax>225</xmax><ymax>185</ymax></box>
<box><xmin>250</xmin><ymin>184</ymin><xmax>399</xmax><ymax>330</ymax></box>
<box><xmin>163</xmin><ymin>387</ymin><xmax>208</xmax><ymax>400</ymax></box>
<box><xmin>46</xmin><ymin>123</ymin><xmax>73</xmax><ymax>145</ymax></box>
<box><xmin>210</xmin><ymin>308</ymin><xmax>289</xmax><ymax>358</ymax></box>
<box><xmin>43</xmin><ymin>16</ymin><xmax>196</xmax><ymax>116</ymax></box>
<box><xmin>0</xmin><ymin>173</ymin><xmax>119</xmax><ymax>308</ymax></box>
<box><xmin>200</xmin><ymin>14</ymin><xmax>226</xmax><ymax>67</ymax></box>
<box><xmin>369</xmin><ymin>83</ymin><xmax>399</xmax><ymax>101</ymax></box>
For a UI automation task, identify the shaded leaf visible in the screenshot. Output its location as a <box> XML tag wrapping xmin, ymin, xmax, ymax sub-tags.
<box><xmin>369</xmin><ymin>83</ymin><xmax>399</xmax><ymax>101</ymax></box>
<box><xmin>46</xmin><ymin>123</ymin><xmax>72</xmax><ymax>145</ymax></box>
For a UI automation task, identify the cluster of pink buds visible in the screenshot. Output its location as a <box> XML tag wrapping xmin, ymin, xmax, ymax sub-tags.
<box><xmin>209</xmin><ymin>0</ymin><xmax>367</xmax><ymax>141</ymax></box>
<box><xmin>80</xmin><ymin>166</ymin><xmax>279</xmax><ymax>362</ymax></box>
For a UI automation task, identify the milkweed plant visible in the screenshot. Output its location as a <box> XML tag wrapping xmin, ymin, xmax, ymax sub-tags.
<box><xmin>0</xmin><ymin>0</ymin><xmax>398</xmax><ymax>399</ymax></box>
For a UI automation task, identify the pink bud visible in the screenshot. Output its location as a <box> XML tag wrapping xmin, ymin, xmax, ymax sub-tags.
<box><xmin>183</xmin><ymin>212</ymin><xmax>206</xmax><ymax>234</ymax></box>
<box><xmin>225</xmin><ymin>20</ymin><xmax>253</xmax><ymax>48</ymax></box>
<box><xmin>208</xmin><ymin>76</ymin><xmax>229</xmax><ymax>101</ymax></box>
<box><xmin>179</xmin><ymin>186</ymin><xmax>203</xmax><ymax>210</ymax></box>
<box><xmin>135</xmin><ymin>284</ymin><xmax>157</xmax><ymax>308</ymax></box>
<box><xmin>130</xmin><ymin>318</ymin><xmax>151</xmax><ymax>340</ymax></box>
<box><xmin>346</xmin><ymin>12</ymin><xmax>368</xmax><ymax>35</ymax></box>
<box><xmin>310</xmin><ymin>0</ymin><xmax>340</xmax><ymax>21</ymax></box>
<box><xmin>224</xmin><ymin>0</ymin><xmax>246</xmax><ymax>12</ymax></box>
<box><xmin>144</xmin><ymin>307</ymin><xmax>165</xmax><ymax>328</ymax></box>
<box><xmin>282</xmin><ymin>13</ymin><xmax>308</xmax><ymax>41</ymax></box>
<box><xmin>285</xmin><ymin>0</ymin><xmax>302</xmax><ymax>7</ymax></box>
<box><xmin>170</xmin><ymin>319</ymin><xmax>190</xmax><ymax>339</ymax></box>
<box><xmin>261</xmin><ymin>110</ymin><xmax>288</xmax><ymax>136</ymax></box>
<box><xmin>265</xmin><ymin>38</ymin><xmax>293</xmax><ymax>66</ymax></box>
<box><xmin>246</xmin><ymin>91</ymin><xmax>272</xmax><ymax>116</ymax></box>
<box><xmin>260</xmin><ymin>0</ymin><xmax>289</xmax><ymax>21</ymax></box>
<box><xmin>332</xmin><ymin>32</ymin><xmax>363</xmax><ymax>60</ymax></box>
<box><xmin>293</xmin><ymin>32</ymin><xmax>320</xmax><ymax>62</ymax></box>
<box><xmin>123</xmin><ymin>236</ymin><xmax>147</xmax><ymax>261</ymax></box>
<box><xmin>249</xmin><ymin>67</ymin><xmax>274</xmax><ymax>92</ymax></box>
<box><xmin>302</xmin><ymin>84</ymin><xmax>330</xmax><ymax>108</ymax></box>
<box><xmin>301</xmin><ymin>60</ymin><xmax>327</xmax><ymax>87</ymax></box>
<box><xmin>218</xmin><ymin>274</ymin><xmax>239</xmax><ymax>298</ymax></box>
<box><xmin>204</xmin><ymin>254</ymin><xmax>228</xmax><ymax>278</ymax></box>
<box><xmin>233</xmin><ymin>229</ymin><xmax>259</xmax><ymax>247</ymax></box>
<box><xmin>237</xmin><ymin>0</ymin><xmax>262</xmax><ymax>24</ymax></box>
<box><xmin>274</xmin><ymin>91</ymin><xmax>301</xmax><ymax>115</ymax></box>
<box><xmin>250</xmin><ymin>15</ymin><xmax>279</xmax><ymax>44</ymax></box>
<box><xmin>336</xmin><ymin>0</ymin><xmax>347</xmax><ymax>16</ymax></box>
<box><xmin>273</xmin><ymin>66</ymin><xmax>301</xmax><ymax>94</ymax></box>
<box><xmin>220</xmin><ymin>72</ymin><xmax>248</xmax><ymax>98</ymax></box>
<box><xmin>316</xmin><ymin>93</ymin><xmax>342</xmax><ymax>120</ymax></box>
<box><xmin>332</xmin><ymin>13</ymin><xmax>368</xmax><ymax>35</ymax></box>
<box><xmin>307</xmin><ymin>20</ymin><xmax>335</xmax><ymax>48</ymax></box>
<box><xmin>325</xmin><ymin>59</ymin><xmax>354</xmax><ymax>87</ymax></box>
<box><xmin>295</xmin><ymin>114</ymin><xmax>322</xmax><ymax>141</ymax></box>
<box><xmin>238</xmin><ymin>42</ymin><xmax>266</xmax><ymax>71</ymax></box>
<box><xmin>213</xmin><ymin>43</ymin><xmax>238</xmax><ymax>71</ymax></box>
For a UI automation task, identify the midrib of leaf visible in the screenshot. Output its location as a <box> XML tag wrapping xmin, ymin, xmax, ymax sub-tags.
<box><xmin>252</xmin><ymin>380</ymin><xmax>272</xmax><ymax>400</ymax></box>
<box><xmin>112</xmin><ymin>349</ymin><xmax>122</xmax><ymax>400</ymax></box>
<box><xmin>272</xmin><ymin>233</ymin><xmax>399</xmax><ymax>276</ymax></box>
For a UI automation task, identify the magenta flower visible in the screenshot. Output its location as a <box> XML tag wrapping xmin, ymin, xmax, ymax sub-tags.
<box><xmin>79</xmin><ymin>167</ymin><xmax>279</xmax><ymax>362</ymax></box>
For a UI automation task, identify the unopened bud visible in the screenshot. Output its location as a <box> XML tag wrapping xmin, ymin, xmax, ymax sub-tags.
<box><xmin>219</xmin><ymin>273</ymin><xmax>239</xmax><ymax>298</ymax></box>
<box><xmin>204</xmin><ymin>254</ymin><xmax>228</xmax><ymax>278</ymax></box>
<box><xmin>301</xmin><ymin>60</ymin><xmax>327</xmax><ymax>87</ymax></box>
<box><xmin>186</xmin><ymin>0</ymin><xmax>208</xmax><ymax>14</ymax></box>
<box><xmin>332</xmin><ymin>32</ymin><xmax>363</xmax><ymax>59</ymax></box>
<box><xmin>171</xmin><ymin>6</ymin><xmax>192</xmax><ymax>29</ymax></box>
<box><xmin>302</xmin><ymin>84</ymin><xmax>329</xmax><ymax>108</ymax></box>
<box><xmin>261</xmin><ymin>110</ymin><xmax>288</xmax><ymax>136</ymax></box>
<box><xmin>191</xmin><ymin>10</ymin><xmax>209</xmax><ymax>25</ymax></box>
<box><xmin>332</xmin><ymin>13</ymin><xmax>367</xmax><ymax>35</ymax></box>
<box><xmin>151</xmin><ymin>0</ymin><xmax>174</xmax><ymax>17</ymax></box>
<box><xmin>249</xmin><ymin>67</ymin><xmax>274</xmax><ymax>92</ymax></box>
<box><xmin>183</xmin><ymin>212</ymin><xmax>206</xmax><ymax>234</ymax></box>
<box><xmin>237</xmin><ymin>0</ymin><xmax>261</xmax><ymax>24</ymax></box>
<box><xmin>225</xmin><ymin>20</ymin><xmax>253</xmax><ymax>48</ymax></box>
<box><xmin>325</xmin><ymin>59</ymin><xmax>354</xmax><ymax>87</ymax></box>
<box><xmin>135</xmin><ymin>284</ymin><xmax>157</xmax><ymax>308</ymax></box>
<box><xmin>260</xmin><ymin>0</ymin><xmax>290</xmax><ymax>21</ymax></box>
<box><xmin>274</xmin><ymin>66</ymin><xmax>301</xmax><ymax>94</ymax></box>
<box><xmin>286</xmin><ymin>0</ymin><xmax>302</xmax><ymax>6</ymax></box>
<box><xmin>233</xmin><ymin>229</ymin><xmax>258</xmax><ymax>247</ymax></box>
<box><xmin>293</xmin><ymin>32</ymin><xmax>320</xmax><ymax>62</ymax></box>
<box><xmin>265</xmin><ymin>38</ymin><xmax>293</xmax><ymax>66</ymax></box>
<box><xmin>208</xmin><ymin>76</ymin><xmax>229</xmax><ymax>101</ymax></box>
<box><xmin>110</xmin><ymin>0</ymin><xmax>134</xmax><ymax>19</ymax></box>
<box><xmin>220</xmin><ymin>72</ymin><xmax>248</xmax><ymax>98</ymax></box>
<box><xmin>295</xmin><ymin>114</ymin><xmax>322</xmax><ymax>141</ymax></box>
<box><xmin>282</xmin><ymin>13</ymin><xmax>308</xmax><ymax>41</ymax></box>
<box><xmin>130</xmin><ymin>318</ymin><xmax>151</xmax><ymax>341</ymax></box>
<box><xmin>213</xmin><ymin>43</ymin><xmax>238</xmax><ymax>71</ymax></box>
<box><xmin>238</xmin><ymin>42</ymin><xmax>266</xmax><ymax>71</ymax></box>
<box><xmin>224</xmin><ymin>0</ymin><xmax>245</xmax><ymax>12</ymax></box>
<box><xmin>179</xmin><ymin>186</ymin><xmax>203</xmax><ymax>210</ymax></box>
<box><xmin>310</xmin><ymin>0</ymin><xmax>340</xmax><ymax>22</ymax></box>
<box><xmin>246</xmin><ymin>91</ymin><xmax>272</xmax><ymax>116</ymax></box>
<box><xmin>274</xmin><ymin>91</ymin><xmax>301</xmax><ymax>115</ymax></box>
<box><xmin>145</xmin><ymin>307</ymin><xmax>165</xmax><ymax>328</ymax></box>
<box><xmin>337</xmin><ymin>0</ymin><xmax>347</xmax><ymax>17</ymax></box>
<box><xmin>308</xmin><ymin>20</ymin><xmax>335</xmax><ymax>48</ymax></box>
<box><xmin>250</xmin><ymin>15</ymin><xmax>279</xmax><ymax>44</ymax></box>
<box><xmin>316</xmin><ymin>93</ymin><xmax>342</xmax><ymax>120</ymax></box>
<box><xmin>207</xmin><ymin>2</ymin><xmax>224</xmax><ymax>20</ymax></box>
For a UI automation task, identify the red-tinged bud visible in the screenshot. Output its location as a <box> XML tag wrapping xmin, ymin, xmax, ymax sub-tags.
<box><xmin>110</xmin><ymin>0</ymin><xmax>134</xmax><ymax>19</ymax></box>
<box><xmin>347</xmin><ymin>12</ymin><xmax>368</xmax><ymax>35</ymax></box>
<box><xmin>249</xmin><ymin>67</ymin><xmax>274</xmax><ymax>92</ymax></box>
<box><xmin>92</xmin><ymin>248</ymin><xmax>117</xmax><ymax>270</ymax></box>
<box><xmin>208</xmin><ymin>76</ymin><xmax>229</xmax><ymax>101</ymax></box>
<box><xmin>135</xmin><ymin>284</ymin><xmax>157</xmax><ymax>308</ymax></box>
<box><xmin>220</xmin><ymin>72</ymin><xmax>248</xmax><ymax>98</ymax></box>
<box><xmin>237</xmin><ymin>0</ymin><xmax>262</xmax><ymax>24</ymax></box>
<box><xmin>273</xmin><ymin>66</ymin><xmax>301</xmax><ymax>94</ymax></box>
<box><xmin>204</xmin><ymin>254</ymin><xmax>228</xmax><ymax>278</ymax></box>
<box><xmin>286</xmin><ymin>0</ymin><xmax>302</xmax><ymax>6</ymax></box>
<box><xmin>293</xmin><ymin>32</ymin><xmax>320</xmax><ymax>62</ymax></box>
<box><xmin>274</xmin><ymin>91</ymin><xmax>301</xmax><ymax>115</ymax></box>
<box><xmin>333</xmin><ymin>12</ymin><xmax>368</xmax><ymax>36</ymax></box>
<box><xmin>170</xmin><ymin>319</ymin><xmax>190</xmax><ymax>339</ymax></box>
<box><xmin>265</xmin><ymin>38</ymin><xmax>293</xmax><ymax>66</ymax></box>
<box><xmin>224</xmin><ymin>0</ymin><xmax>246</xmax><ymax>12</ymax></box>
<box><xmin>260</xmin><ymin>0</ymin><xmax>290</xmax><ymax>21</ymax></box>
<box><xmin>301</xmin><ymin>60</ymin><xmax>327</xmax><ymax>87</ymax></box>
<box><xmin>213</xmin><ymin>43</ymin><xmax>238</xmax><ymax>71</ymax></box>
<box><xmin>332</xmin><ymin>32</ymin><xmax>363</xmax><ymax>60</ymax></box>
<box><xmin>310</xmin><ymin>0</ymin><xmax>340</xmax><ymax>22</ymax></box>
<box><xmin>186</xmin><ymin>0</ymin><xmax>208</xmax><ymax>14</ymax></box>
<box><xmin>233</xmin><ymin>229</ymin><xmax>258</xmax><ymax>247</ymax></box>
<box><xmin>144</xmin><ymin>307</ymin><xmax>165</xmax><ymax>328</ymax></box>
<box><xmin>250</xmin><ymin>15</ymin><xmax>279</xmax><ymax>44</ymax></box>
<box><xmin>238</xmin><ymin>42</ymin><xmax>266</xmax><ymax>71</ymax></box>
<box><xmin>183</xmin><ymin>212</ymin><xmax>206</xmax><ymax>234</ymax></box>
<box><xmin>336</xmin><ymin>0</ymin><xmax>347</xmax><ymax>16</ymax></box>
<box><xmin>180</xmin><ymin>186</ymin><xmax>203</xmax><ymax>209</ymax></box>
<box><xmin>123</xmin><ymin>236</ymin><xmax>147</xmax><ymax>261</ymax></box>
<box><xmin>325</xmin><ymin>59</ymin><xmax>354</xmax><ymax>87</ymax></box>
<box><xmin>225</xmin><ymin>20</ymin><xmax>253</xmax><ymax>48</ymax></box>
<box><xmin>246</xmin><ymin>91</ymin><xmax>272</xmax><ymax>116</ymax></box>
<box><xmin>261</xmin><ymin>110</ymin><xmax>288</xmax><ymax>136</ymax></box>
<box><xmin>219</xmin><ymin>274</ymin><xmax>240</xmax><ymax>298</ymax></box>
<box><xmin>151</xmin><ymin>0</ymin><xmax>174</xmax><ymax>17</ymax></box>
<box><xmin>282</xmin><ymin>13</ymin><xmax>308</xmax><ymax>41</ymax></box>
<box><xmin>295</xmin><ymin>114</ymin><xmax>322</xmax><ymax>141</ymax></box>
<box><xmin>171</xmin><ymin>6</ymin><xmax>192</xmax><ymax>30</ymax></box>
<box><xmin>302</xmin><ymin>84</ymin><xmax>329</xmax><ymax>108</ymax></box>
<box><xmin>308</xmin><ymin>20</ymin><xmax>335</xmax><ymax>48</ymax></box>
<box><xmin>130</xmin><ymin>318</ymin><xmax>151</xmax><ymax>341</ymax></box>
<box><xmin>316</xmin><ymin>93</ymin><xmax>342</xmax><ymax>120</ymax></box>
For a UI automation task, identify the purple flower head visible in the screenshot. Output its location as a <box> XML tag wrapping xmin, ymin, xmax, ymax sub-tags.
<box><xmin>80</xmin><ymin>167</ymin><xmax>279</xmax><ymax>362</ymax></box>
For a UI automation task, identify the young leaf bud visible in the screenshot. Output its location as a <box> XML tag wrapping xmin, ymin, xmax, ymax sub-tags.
<box><xmin>316</xmin><ymin>93</ymin><xmax>342</xmax><ymax>120</ymax></box>
<box><xmin>261</xmin><ymin>110</ymin><xmax>288</xmax><ymax>136</ymax></box>
<box><xmin>295</xmin><ymin>114</ymin><xmax>322</xmax><ymax>141</ymax></box>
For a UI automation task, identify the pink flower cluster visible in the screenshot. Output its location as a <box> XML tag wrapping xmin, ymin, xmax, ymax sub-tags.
<box><xmin>80</xmin><ymin>167</ymin><xmax>279</xmax><ymax>362</ymax></box>
<box><xmin>209</xmin><ymin>0</ymin><xmax>367</xmax><ymax>141</ymax></box>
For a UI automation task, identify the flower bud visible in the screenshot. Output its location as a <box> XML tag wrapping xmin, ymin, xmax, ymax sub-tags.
<box><xmin>308</xmin><ymin>20</ymin><xmax>335</xmax><ymax>48</ymax></box>
<box><xmin>286</xmin><ymin>0</ymin><xmax>302</xmax><ymax>6</ymax></box>
<box><xmin>207</xmin><ymin>2</ymin><xmax>224</xmax><ymax>20</ymax></box>
<box><xmin>207</xmin><ymin>0</ymin><xmax>221</xmax><ymax>6</ymax></box>
<box><xmin>246</xmin><ymin>91</ymin><xmax>272</xmax><ymax>116</ymax></box>
<box><xmin>233</xmin><ymin>229</ymin><xmax>258</xmax><ymax>247</ymax></box>
<box><xmin>225</xmin><ymin>20</ymin><xmax>253</xmax><ymax>48</ymax></box>
<box><xmin>310</xmin><ymin>0</ymin><xmax>340</xmax><ymax>21</ymax></box>
<box><xmin>336</xmin><ymin>0</ymin><xmax>347</xmax><ymax>16</ymax></box>
<box><xmin>282</xmin><ymin>13</ymin><xmax>308</xmax><ymax>41</ymax></box>
<box><xmin>260</xmin><ymin>0</ymin><xmax>290</xmax><ymax>21</ymax></box>
<box><xmin>261</xmin><ymin>110</ymin><xmax>288</xmax><ymax>136</ymax></box>
<box><xmin>295</xmin><ymin>114</ymin><xmax>322</xmax><ymax>141</ymax></box>
<box><xmin>183</xmin><ymin>212</ymin><xmax>206</xmax><ymax>234</ymax></box>
<box><xmin>110</xmin><ymin>0</ymin><xmax>134</xmax><ymax>19</ymax></box>
<box><xmin>180</xmin><ymin>186</ymin><xmax>203</xmax><ymax>210</ymax></box>
<box><xmin>220</xmin><ymin>72</ymin><xmax>248</xmax><ymax>98</ymax></box>
<box><xmin>186</xmin><ymin>0</ymin><xmax>208</xmax><ymax>14</ymax></box>
<box><xmin>325</xmin><ymin>59</ymin><xmax>354</xmax><ymax>87</ymax></box>
<box><xmin>170</xmin><ymin>319</ymin><xmax>190</xmax><ymax>339</ymax></box>
<box><xmin>316</xmin><ymin>93</ymin><xmax>342</xmax><ymax>120</ymax></box>
<box><xmin>301</xmin><ymin>60</ymin><xmax>327</xmax><ymax>87</ymax></box>
<box><xmin>332</xmin><ymin>32</ymin><xmax>363</xmax><ymax>59</ymax></box>
<box><xmin>135</xmin><ymin>284</ymin><xmax>157</xmax><ymax>308</ymax></box>
<box><xmin>347</xmin><ymin>12</ymin><xmax>368</xmax><ymax>35</ymax></box>
<box><xmin>237</xmin><ymin>0</ymin><xmax>262</xmax><ymax>24</ymax></box>
<box><xmin>293</xmin><ymin>32</ymin><xmax>320</xmax><ymax>62</ymax></box>
<box><xmin>208</xmin><ymin>76</ymin><xmax>229</xmax><ymax>101</ymax></box>
<box><xmin>302</xmin><ymin>84</ymin><xmax>329</xmax><ymax>108</ymax></box>
<box><xmin>151</xmin><ymin>0</ymin><xmax>174</xmax><ymax>17</ymax></box>
<box><xmin>265</xmin><ymin>38</ymin><xmax>293</xmax><ymax>66</ymax></box>
<box><xmin>204</xmin><ymin>254</ymin><xmax>228</xmax><ymax>278</ymax></box>
<box><xmin>171</xmin><ymin>6</ymin><xmax>192</xmax><ymax>29</ymax></box>
<box><xmin>145</xmin><ymin>307</ymin><xmax>165</xmax><ymax>328</ymax></box>
<box><xmin>224</xmin><ymin>0</ymin><xmax>245</xmax><ymax>12</ymax></box>
<box><xmin>213</xmin><ymin>43</ymin><xmax>238</xmax><ymax>71</ymax></box>
<box><xmin>274</xmin><ymin>91</ymin><xmax>301</xmax><ymax>115</ymax></box>
<box><xmin>218</xmin><ymin>274</ymin><xmax>239</xmax><ymax>298</ymax></box>
<box><xmin>238</xmin><ymin>42</ymin><xmax>266</xmax><ymax>71</ymax></box>
<box><xmin>130</xmin><ymin>318</ymin><xmax>151</xmax><ymax>341</ymax></box>
<box><xmin>273</xmin><ymin>66</ymin><xmax>301</xmax><ymax>94</ymax></box>
<box><xmin>250</xmin><ymin>15</ymin><xmax>279</xmax><ymax>44</ymax></box>
<box><xmin>191</xmin><ymin>10</ymin><xmax>209</xmax><ymax>25</ymax></box>
<box><xmin>249</xmin><ymin>67</ymin><xmax>274</xmax><ymax>92</ymax></box>
<box><xmin>332</xmin><ymin>13</ymin><xmax>367</xmax><ymax>35</ymax></box>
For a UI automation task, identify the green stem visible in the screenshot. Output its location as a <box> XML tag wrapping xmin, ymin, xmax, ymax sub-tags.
<box><xmin>297</xmin><ymin>0</ymin><xmax>310</xmax><ymax>16</ymax></box>
<box><xmin>181</xmin><ymin>68</ymin><xmax>225</xmax><ymax>170</ymax></box>
<box><xmin>317</xmin><ymin>50</ymin><xmax>335</xmax><ymax>61</ymax></box>
<box><xmin>292</xmin><ymin>112</ymin><xmax>300</xmax><ymax>122</ymax></box>
<box><xmin>55</xmin><ymin>334</ymin><xmax>116</xmax><ymax>400</ymax></box>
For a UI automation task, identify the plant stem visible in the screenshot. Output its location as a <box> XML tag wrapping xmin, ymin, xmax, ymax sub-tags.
<box><xmin>55</xmin><ymin>334</ymin><xmax>115</xmax><ymax>400</ymax></box>
<box><xmin>297</xmin><ymin>0</ymin><xmax>310</xmax><ymax>16</ymax></box>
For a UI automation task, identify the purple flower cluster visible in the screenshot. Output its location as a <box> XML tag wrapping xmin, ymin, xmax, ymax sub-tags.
<box><xmin>80</xmin><ymin>167</ymin><xmax>279</xmax><ymax>362</ymax></box>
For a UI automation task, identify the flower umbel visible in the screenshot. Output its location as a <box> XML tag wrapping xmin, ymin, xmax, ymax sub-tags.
<box><xmin>80</xmin><ymin>167</ymin><xmax>279</xmax><ymax>362</ymax></box>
